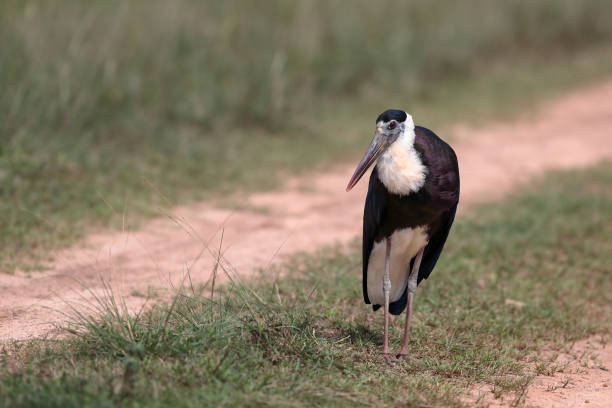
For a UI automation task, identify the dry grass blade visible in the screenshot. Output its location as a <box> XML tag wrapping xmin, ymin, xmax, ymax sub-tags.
<box><xmin>210</xmin><ymin>229</ymin><xmax>224</xmax><ymax>300</ymax></box>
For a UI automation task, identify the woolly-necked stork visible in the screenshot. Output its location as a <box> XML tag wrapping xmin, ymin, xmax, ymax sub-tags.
<box><xmin>346</xmin><ymin>109</ymin><xmax>459</xmax><ymax>363</ymax></box>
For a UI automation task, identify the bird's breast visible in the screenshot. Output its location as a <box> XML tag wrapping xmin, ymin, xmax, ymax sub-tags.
<box><xmin>377</xmin><ymin>141</ymin><xmax>427</xmax><ymax>196</ymax></box>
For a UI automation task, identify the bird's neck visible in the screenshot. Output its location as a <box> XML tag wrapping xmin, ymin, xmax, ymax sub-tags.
<box><xmin>376</xmin><ymin>126</ymin><xmax>427</xmax><ymax>195</ymax></box>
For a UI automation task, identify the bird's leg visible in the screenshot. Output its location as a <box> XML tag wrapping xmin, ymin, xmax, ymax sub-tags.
<box><xmin>382</xmin><ymin>237</ymin><xmax>393</xmax><ymax>365</ymax></box>
<box><xmin>397</xmin><ymin>247</ymin><xmax>424</xmax><ymax>361</ymax></box>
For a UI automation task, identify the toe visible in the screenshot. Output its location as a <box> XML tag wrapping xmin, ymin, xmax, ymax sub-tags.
<box><xmin>396</xmin><ymin>354</ymin><xmax>424</xmax><ymax>365</ymax></box>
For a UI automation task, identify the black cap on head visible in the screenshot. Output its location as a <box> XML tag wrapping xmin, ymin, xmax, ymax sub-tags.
<box><xmin>376</xmin><ymin>109</ymin><xmax>407</xmax><ymax>124</ymax></box>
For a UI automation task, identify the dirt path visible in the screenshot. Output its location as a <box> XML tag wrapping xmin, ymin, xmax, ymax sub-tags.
<box><xmin>523</xmin><ymin>337</ymin><xmax>612</xmax><ymax>408</ymax></box>
<box><xmin>468</xmin><ymin>337</ymin><xmax>612</xmax><ymax>408</ymax></box>
<box><xmin>1</xmin><ymin>80</ymin><xmax>612</xmax><ymax>406</ymax></box>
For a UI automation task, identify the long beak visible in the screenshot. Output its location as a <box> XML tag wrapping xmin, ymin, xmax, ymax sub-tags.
<box><xmin>346</xmin><ymin>129</ymin><xmax>388</xmax><ymax>191</ymax></box>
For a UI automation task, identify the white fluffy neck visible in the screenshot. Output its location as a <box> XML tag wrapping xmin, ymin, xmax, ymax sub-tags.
<box><xmin>376</xmin><ymin>122</ymin><xmax>427</xmax><ymax>195</ymax></box>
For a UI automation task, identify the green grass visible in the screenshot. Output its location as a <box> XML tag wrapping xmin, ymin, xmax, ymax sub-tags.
<box><xmin>4</xmin><ymin>1</ymin><xmax>612</xmax><ymax>271</ymax></box>
<box><xmin>1</xmin><ymin>162</ymin><xmax>611</xmax><ymax>407</ymax></box>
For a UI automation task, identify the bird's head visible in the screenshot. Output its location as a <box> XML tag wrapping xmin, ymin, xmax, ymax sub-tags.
<box><xmin>346</xmin><ymin>109</ymin><xmax>413</xmax><ymax>191</ymax></box>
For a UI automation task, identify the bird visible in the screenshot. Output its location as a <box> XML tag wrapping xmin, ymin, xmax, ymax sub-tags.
<box><xmin>346</xmin><ymin>109</ymin><xmax>459</xmax><ymax>364</ymax></box>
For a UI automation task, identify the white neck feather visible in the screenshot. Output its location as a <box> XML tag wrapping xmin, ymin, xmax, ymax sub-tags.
<box><xmin>376</xmin><ymin>122</ymin><xmax>427</xmax><ymax>195</ymax></box>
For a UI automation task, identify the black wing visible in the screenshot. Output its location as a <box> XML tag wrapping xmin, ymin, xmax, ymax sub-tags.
<box><xmin>414</xmin><ymin>126</ymin><xmax>460</xmax><ymax>283</ymax></box>
<box><xmin>417</xmin><ymin>202</ymin><xmax>457</xmax><ymax>284</ymax></box>
<box><xmin>362</xmin><ymin>167</ymin><xmax>386</xmax><ymax>305</ymax></box>
<box><xmin>389</xmin><ymin>126</ymin><xmax>460</xmax><ymax>314</ymax></box>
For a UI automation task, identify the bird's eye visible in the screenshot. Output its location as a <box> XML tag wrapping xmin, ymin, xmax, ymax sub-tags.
<box><xmin>387</xmin><ymin>121</ymin><xmax>396</xmax><ymax>130</ymax></box>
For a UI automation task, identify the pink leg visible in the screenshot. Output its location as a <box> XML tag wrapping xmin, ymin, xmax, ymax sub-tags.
<box><xmin>382</xmin><ymin>237</ymin><xmax>394</xmax><ymax>365</ymax></box>
<box><xmin>398</xmin><ymin>248</ymin><xmax>424</xmax><ymax>360</ymax></box>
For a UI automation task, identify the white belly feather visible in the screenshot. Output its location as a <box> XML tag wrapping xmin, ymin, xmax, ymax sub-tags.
<box><xmin>367</xmin><ymin>227</ymin><xmax>428</xmax><ymax>305</ymax></box>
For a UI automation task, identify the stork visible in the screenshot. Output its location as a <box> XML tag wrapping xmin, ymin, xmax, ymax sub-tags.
<box><xmin>346</xmin><ymin>109</ymin><xmax>459</xmax><ymax>364</ymax></box>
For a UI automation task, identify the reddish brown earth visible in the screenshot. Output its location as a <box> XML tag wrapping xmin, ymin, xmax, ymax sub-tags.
<box><xmin>1</xmin><ymin>81</ymin><xmax>612</xmax><ymax>407</ymax></box>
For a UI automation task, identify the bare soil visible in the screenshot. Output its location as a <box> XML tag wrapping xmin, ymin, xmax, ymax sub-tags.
<box><xmin>467</xmin><ymin>337</ymin><xmax>612</xmax><ymax>408</ymax></box>
<box><xmin>2</xmin><ymin>81</ymin><xmax>612</xmax><ymax>407</ymax></box>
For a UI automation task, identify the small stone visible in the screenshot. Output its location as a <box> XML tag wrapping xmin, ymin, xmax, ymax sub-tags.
<box><xmin>585</xmin><ymin>400</ymin><xmax>590</xmax><ymax>403</ymax></box>
<box><xmin>505</xmin><ymin>298</ymin><xmax>526</xmax><ymax>308</ymax></box>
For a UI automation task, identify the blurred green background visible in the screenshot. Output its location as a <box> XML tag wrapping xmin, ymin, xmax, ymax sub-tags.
<box><xmin>3</xmin><ymin>0</ymin><xmax>612</xmax><ymax>270</ymax></box>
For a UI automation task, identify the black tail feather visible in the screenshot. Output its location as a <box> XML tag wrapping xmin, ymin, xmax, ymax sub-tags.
<box><xmin>371</xmin><ymin>285</ymin><xmax>409</xmax><ymax>315</ymax></box>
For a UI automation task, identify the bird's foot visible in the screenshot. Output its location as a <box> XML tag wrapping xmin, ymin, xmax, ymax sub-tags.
<box><xmin>382</xmin><ymin>353</ymin><xmax>398</xmax><ymax>366</ymax></box>
<box><xmin>395</xmin><ymin>353</ymin><xmax>423</xmax><ymax>365</ymax></box>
